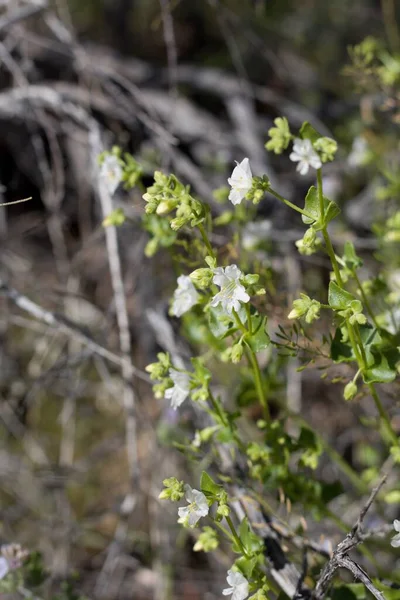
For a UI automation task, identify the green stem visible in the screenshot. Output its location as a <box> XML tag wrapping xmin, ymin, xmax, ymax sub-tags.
<box><xmin>245</xmin><ymin>343</ymin><xmax>270</xmax><ymax>421</ymax></box>
<box><xmin>316</xmin><ymin>169</ymin><xmax>325</xmax><ymax>217</ymax></box>
<box><xmin>322</xmin><ymin>228</ymin><xmax>343</xmax><ymax>285</ymax></box>
<box><xmin>197</xmin><ymin>222</ymin><xmax>216</xmax><ymax>260</ymax></box>
<box><xmin>353</xmin><ymin>269</ymin><xmax>380</xmax><ymax>329</ymax></box>
<box><xmin>245</xmin><ymin>303</ymin><xmax>253</xmax><ymax>334</ymax></box>
<box><xmin>346</xmin><ymin>321</ymin><xmax>364</xmax><ymax>367</ymax></box>
<box><xmin>225</xmin><ymin>516</ymin><xmax>250</xmax><ymax>558</ymax></box>
<box><xmin>268</xmin><ymin>188</ymin><xmax>314</xmax><ymax>220</ymax></box>
<box><xmin>232</xmin><ymin>308</ymin><xmax>248</xmax><ymax>335</ymax></box>
<box><xmin>232</xmin><ymin>309</ymin><xmax>269</xmax><ymax>421</ymax></box>
<box><xmin>209</xmin><ymin>390</ymin><xmax>228</xmax><ymax>427</ymax></box>
<box><xmin>368</xmin><ymin>382</ymin><xmax>399</xmax><ymax>447</ymax></box>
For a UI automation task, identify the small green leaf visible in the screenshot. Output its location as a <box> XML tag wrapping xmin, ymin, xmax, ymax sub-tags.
<box><xmin>299</xmin><ymin>121</ymin><xmax>321</xmax><ymax>143</ymax></box>
<box><xmin>343</xmin><ymin>241</ymin><xmax>363</xmax><ymax>270</ymax></box>
<box><xmin>302</xmin><ymin>186</ymin><xmax>321</xmax><ymax>226</ymax></box>
<box><xmin>208</xmin><ymin>305</ymin><xmax>234</xmax><ymax>339</ymax></box>
<box><xmin>362</xmin><ymin>350</ymin><xmax>397</xmax><ymax>383</ymax></box>
<box><xmin>302</xmin><ymin>186</ymin><xmax>340</xmax><ymax>229</ymax></box>
<box><xmin>234</xmin><ymin>556</ymin><xmax>258</xmax><ymax>579</ymax></box>
<box><xmin>328</xmin><ymin>281</ymin><xmax>356</xmax><ymax>310</ymax></box>
<box><xmin>247</xmin><ymin>316</ymin><xmax>270</xmax><ymax>352</ymax></box>
<box><xmin>200</xmin><ymin>471</ymin><xmax>222</xmax><ymax>496</ymax></box>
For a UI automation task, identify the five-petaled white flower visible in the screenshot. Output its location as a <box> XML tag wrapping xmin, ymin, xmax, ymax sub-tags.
<box><xmin>177</xmin><ymin>484</ymin><xmax>209</xmax><ymax>527</ymax></box>
<box><xmin>164</xmin><ymin>368</ymin><xmax>190</xmax><ymax>410</ymax></box>
<box><xmin>100</xmin><ymin>155</ymin><xmax>123</xmax><ymax>195</ymax></box>
<box><xmin>289</xmin><ymin>138</ymin><xmax>322</xmax><ymax>176</ymax></box>
<box><xmin>227</xmin><ymin>158</ymin><xmax>253</xmax><ymax>205</ymax></box>
<box><xmin>211</xmin><ymin>265</ymin><xmax>250</xmax><ymax>315</ymax></box>
<box><xmin>391</xmin><ymin>519</ymin><xmax>400</xmax><ymax>547</ymax></box>
<box><xmin>222</xmin><ymin>569</ymin><xmax>249</xmax><ymax>600</ymax></box>
<box><xmin>171</xmin><ymin>275</ymin><xmax>199</xmax><ymax>317</ymax></box>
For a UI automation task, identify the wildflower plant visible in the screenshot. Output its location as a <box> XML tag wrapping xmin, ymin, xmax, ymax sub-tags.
<box><xmin>102</xmin><ymin>113</ymin><xmax>400</xmax><ymax>598</ymax></box>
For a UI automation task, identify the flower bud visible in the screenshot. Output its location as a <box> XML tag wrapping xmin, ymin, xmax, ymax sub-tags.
<box><xmin>344</xmin><ymin>380</ymin><xmax>357</xmax><ymax>401</ymax></box>
<box><xmin>231</xmin><ymin>343</ymin><xmax>244</xmax><ymax>363</ymax></box>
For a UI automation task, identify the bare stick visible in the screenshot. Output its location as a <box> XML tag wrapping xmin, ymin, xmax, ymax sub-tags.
<box><xmin>313</xmin><ymin>475</ymin><xmax>388</xmax><ymax>599</ymax></box>
<box><xmin>0</xmin><ymin>277</ymin><xmax>149</xmax><ymax>381</ymax></box>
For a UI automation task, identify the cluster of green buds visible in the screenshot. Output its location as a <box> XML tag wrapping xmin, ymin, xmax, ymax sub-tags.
<box><xmin>145</xmin><ymin>352</ymin><xmax>173</xmax><ymax>399</ymax></box>
<box><xmin>143</xmin><ymin>172</ymin><xmax>205</xmax><ymax>231</ymax></box>
<box><xmin>288</xmin><ymin>293</ymin><xmax>321</xmax><ymax>324</ymax></box>
<box><xmin>295</xmin><ymin>227</ymin><xmax>322</xmax><ymax>255</ymax></box>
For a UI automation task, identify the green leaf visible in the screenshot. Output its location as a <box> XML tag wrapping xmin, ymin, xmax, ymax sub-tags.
<box><xmin>299</xmin><ymin>121</ymin><xmax>321</xmax><ymax>143</ymax></box>
<box><xmin>302</xmin><ymin>186</ymin><xmax>321</xmax><ymax>226</ymax></box>
<box><xmin>200</xmin><ymin>471</ymin><xmax>222</xmax><ymax>496</ymax></box>
<box><xmin>247</xmin><ymin>316</ymin><xmax>270</xmax><ymax>353</ymax></box>
<box><xmin>234</xmin><ymin>556</ymin><xmax>259</xmax><ymax>579</ymax></box>
<box><xmin>343</xmin><ymin>241</ymin><xmax>363</xmax><ymax>270</ymax></box>
<box><xmin>328</xmin><ymin>281</ymin><xmax>356</xmax><ymax>310</ymax></box>
<box><xmin>331</xmin><ymin>328</ymin><xmax>353</xmax><ymax>363</ymax></box>
<box><xmin>324</xmin><ymin>199</ymin><xmax>341</xmax><ymax>225</ymax></box>
<box><xmin>362</xmin><ymin>350</ymin><xmax>397</xmax><ymax>383</ymax></box>
<box><xmin>302</xmin><ymin>186</ymin><xmax>340</xmax><ymax>229</ymax></box>
<box><xmin>207</xmin><ymin>305</ymin><xmax>234</xmax><ymax>339</ymax></box>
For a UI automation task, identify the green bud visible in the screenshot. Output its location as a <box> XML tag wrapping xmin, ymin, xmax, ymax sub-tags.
<box><xmin>265</xmin><ymin>117</ymin><xmax>292</xmax><ymax>154</ymax></box>
<box><xmin>216</xmin><ymin>503</ymin><xmax>230</xmax><ymax>517</ymax></box>
<box><xmin>302</xmin><ymin>227</ymin><xmax>317</xmax><ymax>247</ymax></box>
<box><xmin>344</xmin><ymin>380</ymin><xmax>358</xmax><ymax>401</ymax></box>
<box><xmin>314</xmin><ymin>137</ymin><xmax>338</xmax><ymax>163</ymax></box>
<box><xmin>231</xmin><ymin>343</ymin><xmax>244</xmax><ymax>364</ymax></box>
<box><xmin>170</xmin><ymin>217</ymin><xmax>187</xmax><ymax>231</ymax></box>
<box><xmin>189</xmin><ymin>268</ymin><xmax>213</xmax><ymax>289</ymax></box>
<box><xmin>252</xmin><ymin>189</ymin><xmax>264</xmax><ymax>204</ymax></box>
<box><xmin>102</xmin><ymin>208</ymin><xmax>126</xmax><ymax>227</ymax></box>
<box><xmin>193</xmin><ymin>526</ymin><xmax>219</xmax><ymax>552</ymax></box>
<box><xmin>243</xmin><ymin>273</ymin><xmax>259</xmax><ymax>285</ymax></box>
<box><xmin>159</xmin><ymin>477</ymin><xmax>184</xmax><ymax>501</ymax></box>
<box><xmin>156</xmin><ymin>199</ymin><xmax>176</xmax><ymax>215</ymax></box>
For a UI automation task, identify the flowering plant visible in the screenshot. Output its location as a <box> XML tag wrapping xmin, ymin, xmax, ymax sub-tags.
<box><xmin>100</xmin><ymin>111</ymin><xmax>400</xmax><ymax>599</ymax></box>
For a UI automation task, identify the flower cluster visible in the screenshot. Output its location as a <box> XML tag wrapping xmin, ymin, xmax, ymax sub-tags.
<box><xmin>143</xmin><ymin>172</ymin><xmax>205</xmax><ymax>230</ymax></box>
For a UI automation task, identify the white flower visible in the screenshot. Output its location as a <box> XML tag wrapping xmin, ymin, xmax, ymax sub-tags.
<box><xmin>164</xmin><ymin>368</ymin><xmax>190</xmax><ymax>410</ymax></box>
<box><xmin>391</xmin><ymin>519</ymin><xmax>400</xmax><ymax>547</ymax></box>
<box><xmin>228</xmin><ymin>158</ymin><xmax>253</xmax><ymax>205</ymax></box>
<box><xmin>210</xmin><ymin>265</ymin><xmax>250</xmax><ymax>315</ymax></box>
<box><xmin>222</xmin><ymin>569</ymin><xmax>249</xmax><ymax>600</ymax></box>
<box><xmin>0</xmin><ymin>557</ymin><xmax>9</xmax><ymax>580</ymax></box>
<box><xmin>289</xmin><ymin>138</ymin><xmax>322</xmax><ymax>176</ymax></box>
<box><xmin>100</xmin><ymin>155</ymin><xmax>123</xmax><ymax>195</ymax></box>
<box><xmin>177</xmin><ymin>484</ymin><xmax>209</xmax><ymax>527</ymax></box>
<box><xmin>171</xmin><ymin>275</ymin><xmax>199</xmax><ymax>317</ymax></box>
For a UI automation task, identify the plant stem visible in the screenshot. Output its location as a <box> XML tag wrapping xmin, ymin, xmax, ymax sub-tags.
<box><xmin>245</xmin><ymin>343</ymin><xmax>270</xmax><ymax>421</ymax></box>
<box><xmin>368</xmin><ymin>382</ymin><xmax>399</xmax><ymax>447</ymax></box>
<box><xmin>352</xmin><ymin>269</ymin><xmax>380</xmax><ymax>329</ymax></box>
<box><xmin>209</xmin><ymin>390</ymin><xmax>228</xmax><ymax>427</ymax></box>
<box><xmin>197</xmin><ymin>222</ymin><xmax>216</xmax><ymax>260</ymax></box>
<box><xmin>316</xmin><ymin>171</ymin><xmax>398</xmax><ymax>451</ymax></box>
<box><xmin>268</xmin><ymin>187</ymin><xmax>314</xmax><ymax>220</ymax></box>
<box><xmin>225</xmin><ymin>516</ymin><xmax>250</xmax><ymax>558</ymax></box>
<box><xmin>232</xmin><ymin>309</ymin><xmax>269</xmax><ymax>421</ymax></box>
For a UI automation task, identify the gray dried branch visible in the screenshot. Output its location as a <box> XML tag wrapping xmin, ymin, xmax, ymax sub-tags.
<box><xmin>313</xmin><ymin>475</ymin><xmax>388</xmax><ymax>600</ymax></box>
<box><xmin>0</xmin><ymin>277</ymin><xmax>149</xmax><ymax>381</ymax></box>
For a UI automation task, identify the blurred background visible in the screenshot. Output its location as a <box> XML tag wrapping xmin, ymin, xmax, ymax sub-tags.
<box><xmin>0</xmin><ymin>1</ymin><xmax>399</xmax><ymax>599</ymax></box>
